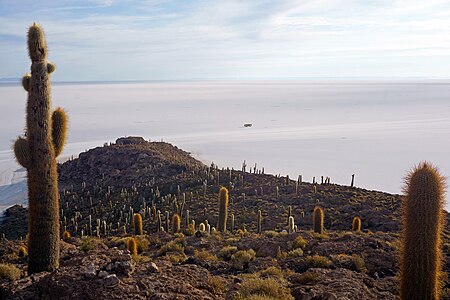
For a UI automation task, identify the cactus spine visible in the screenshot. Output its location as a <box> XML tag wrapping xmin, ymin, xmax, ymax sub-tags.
<box><xmin>218</xmin><ymin>187</ymin><xmax>229</xmax><ymax>233</ymax></box>
<box><xmin>13</xmin><ymin>24</ymin><xmax>68</xmax><ymax>274</ymax></box>
<box><xmin>133</xmin><ymin>213</ymin><xmax>143</xmax><ymax>235</ymax></box>
<box><xmin>172</xmin><ymin>214</ymin><xmax>181</xmax><ymax>233</ymax></box>
<box><xmin>400</xmin><ymin>162</ymin><xmax>445</xmax><ymax>300</ymax></box>
<box><xmin>313</xmin><ymin>206</ymin><xmax>324</xmax><ymax>234</ymax></box>
<box><xmin>352</xmin><ymin>216</ymin><xmax>361</xmax><ymax>232</ymax></box>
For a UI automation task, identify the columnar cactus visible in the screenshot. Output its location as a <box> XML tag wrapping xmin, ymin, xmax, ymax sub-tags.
<box><xmin>400</xmin><ymin>162</ymin><xmax>445</xmax><ymax>300</ymax></box>
<box><xmin>172</xmin><ymin>214</ymin><xmax>181</xmax><ymax>233</ymax></box>
<box><xmin>313</xmin><ymin>206</ymin><xmax>324</xmax><ymax>234</ymax></box>
<box><xmin>288</xmin><ymin>216</ymin><xmax>295</xmax><ymax>234</ymax></box>
<box><xmin>352</xmin><ymin>216</ymin><xmax>361</xmax><ymax>232</ymax></box>
<box><xmin>165</xmin><ymin>211</ymin><xmax>170</xmax><ymax>232</ymax></box>
<box><xmin>133</xmin><ymin>213</ymin><xmax>143</xmax><ymax>235</ymax></box>
<box><xmin>257</xmin><ymin>210</ymin><xmax>262</xmax><ymax>234</ymax></box>
<box><xmin>13</xmin><ymin>24</ymin><xmax>68</xmax><ymax>274</ymax></box>
<box><xmin>231</xmin><ymin>213</ymin><xmax>235</xmax><ymax>232</ymax></box>
<box><xmin>127</xmin><ymin>237</ymin><xmax>138</xmax><ymax>256</ymax></box>
<box><xmin>218</xmin><ymin>187</ymin><xmax>228</xmax><ymax>233</ymax></box>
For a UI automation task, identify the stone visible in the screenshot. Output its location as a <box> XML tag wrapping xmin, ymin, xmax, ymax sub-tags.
<box><xmin>98</xmin><ymin>271</ymin><xmax>109</xmax><ymax>278</ymax></box>
<box><xmin>103</xmin><ymin>274</ymin><xmax>120</xmax><ymax>287</ymax></box>
<box><xmin>147</xmin><ymin>262</ymin><xmax>160</xmax><ymax>273</ymax></box>
<box><xmin>83</xmin><ymin>263</ymin><xmax>97</xmax><ymax>278</ymax></box>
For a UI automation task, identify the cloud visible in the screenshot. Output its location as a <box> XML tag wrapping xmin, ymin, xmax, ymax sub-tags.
<box><xmin>1</xmin><ymin>0</ymin><xmax>450</xmax><ymax>80</ymax></box>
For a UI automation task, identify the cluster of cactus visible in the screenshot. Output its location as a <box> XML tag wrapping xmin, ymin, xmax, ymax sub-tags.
<box><xmin>14</xmin><ymin>24</ymin><xmax>68</xmax><ymax>274</ymax></box>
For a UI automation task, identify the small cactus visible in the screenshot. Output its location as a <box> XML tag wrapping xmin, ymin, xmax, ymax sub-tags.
<box><xmin>352</xmin><ymin>217</ymin><xmax>361</xmax><ymax>232</ymax></box>
<box><xmin>400</xmin><ymin>162</ymin><xmax>446</xmax><ymax>300</ymax></box>
<box><xmin>313</xmin><ymin>206</ymin><xmax>324</xmax><ymax>234</ymax></box>
<box><xmin>62</xmin><ymin>231</ymin><xmax>71</xmax><ymax>240</ymax></box>
<box><xmin>218</xmin><ymin>187</ymin><xmax>229</xmax><ymax>233</ymax></box>
<box><xmin>133</xmin><ymin>213</ymin><xmax>143</xmax><ymax>235</ymax></box>
<box><xmin>172</xmin><ymin>214</ymin><xmax>181</xmax><ymax>233</ymax></box>
<box><xmin>199</xmin><ymin>223</ymin><xmax>206</xmax><ymax>232</ymax></box>
<box><xmin>127</xmin><ymin>237</ymin><xmax>138</xmax><ymax>256</ymax></box>
<box><xmin>18</xmin><ymin>246</ymin><xmax>28</xmax><ymax>257</ymax></box>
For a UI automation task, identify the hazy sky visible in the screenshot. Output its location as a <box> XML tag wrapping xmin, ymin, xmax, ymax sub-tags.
<box><xmin>1</xmin><ymin>0</ymin><xmax>450</xmax><ymax>81</ymax></box>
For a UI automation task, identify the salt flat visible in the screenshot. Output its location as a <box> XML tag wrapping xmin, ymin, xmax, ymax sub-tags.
<box><xmin>1</xmin><ymin>80</ymin><xmax>450</xmax><ymax>210</ymax></box>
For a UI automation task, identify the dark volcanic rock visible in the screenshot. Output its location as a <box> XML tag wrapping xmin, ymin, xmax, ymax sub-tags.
<box><xmin>0</xmin><ymin>205</ymin><xmax>28</xmax><ymax>240</ymax></box>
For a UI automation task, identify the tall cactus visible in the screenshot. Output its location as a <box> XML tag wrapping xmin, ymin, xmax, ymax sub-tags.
<box><xmin>400</xmin><ymin>162</ymin><xmax>446</xmax><ymax>300</ymax></box>
<box><xmin>218</xmin><ymin>187</ymin><xmax>228</xmax><ymax>233</ymax></box>
<box><xmin>257</xmin><ymin>210</ymin><xmax>262</xmax><ymax>234</ymax></box>
<box><xmin>14</xmin><ymin>23</ymin><xmax>67</xmax><ymax>274</ymax></box>
<box><xmin>352</xmin><ymin>216</ymin><xmax>361</xmax><ymax>232</ymax></box>
<box><xmin>172</xmin><ymin>214</ymin><xmax>181</xmax><ymax>234</ymax></box>
<box><xmin>313</xmin><ymin>206</ymin><xmax>324</xmax><ymax>234</ymax></box>
<box><xmin>133</xmin><ymin>213</ymin><xmax>143</xmax><ymax>235</ymax></box>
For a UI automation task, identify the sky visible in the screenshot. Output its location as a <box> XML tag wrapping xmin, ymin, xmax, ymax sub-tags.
<box><xmin>1</xmin><ymin>0</ymin><xmax>450</xmax><ymax>81</ymax></box>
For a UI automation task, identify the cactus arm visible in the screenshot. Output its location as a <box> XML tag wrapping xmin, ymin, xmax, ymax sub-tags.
<box><xmin>52</xmin><ymin>107</ymin><xmax>68</xmax><ymax>157</ymax></box>
<box><xmin>47</xmin><ymin>62</ymin><xmax>56</xmax><ymax>74</ymax></box>
<box><xmin>22</xmin><ymin>73</ymin><xmax>31</xmax><ymax>92</ymax></box>
<box><xmin>13</xmin><ymin>137</ymin><xmax>31</xmax><ymax>168</ymax></box>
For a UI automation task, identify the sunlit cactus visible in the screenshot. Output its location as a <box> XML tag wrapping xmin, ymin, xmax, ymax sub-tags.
<box><xmin>352</xmin><ymin>217</ymin><xmax>361</xmax><ymax>232</ymax></box>
<box><xmin>133</xmin><ymin>213</ymin><xmax>143</xmax><ymax>235</ymax></box>
<box><xmin>172</xmin><ymin>214</ymin><xmax>181</xmax><ymax>233</ymax></box>
<box><xmin>313</xmin><ymin>206</ymin><xmax>324</xmax><ymax>234</ymax></box>
<box><xmin>400</xmin><ymin>162</ymin><xmax>446</xmax><ymax>300</ymax></box>
<box><xmin>13</xmin><ymin>23</ymin><xmax>68</xmax><ymax>274</ymax></box>
<box><xmin>127</xmin><ymin>237</ymin><xmax>138</xmax><ymax>256</ymax></box>
<box><xmin>218</xmin><ymin>187</ymin><xmax>229</xmax><ymax>233</ymax></box>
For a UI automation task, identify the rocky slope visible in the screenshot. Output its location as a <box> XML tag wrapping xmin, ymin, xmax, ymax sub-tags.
<box><xmin>1</xmin><ymin>136</ymin><xmax>449</xmax><ymax>299</ymax></box>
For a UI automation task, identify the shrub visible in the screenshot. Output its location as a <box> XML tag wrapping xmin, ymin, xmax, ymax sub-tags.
<box><xmin>0</xmin><ymin>264</ymin><xmax>21</xmax><ymax>281</ymax></box>
<box><xmin>194</xmin><ymin>249</ymin><xmax>218</xmax><ymax>261</ymax></box>
<box><xmin>208</xmin><ymin>275</ymin><xmax>227</xmax><ymax>294</ymax></box>
<box><xmin>157</xmin><ymin>240</ymin><xmax>185</xmax><ymax>256</ymax></box>
<box><xmin>305</xmin><ymin>255</ymin><xmax>332</xmax><ymax>268</ymax></box>
<box><xmin>264</xmin><ymin>231</ymin><xmax>288</xmax><ymax>238</ymax></box>
<box><xmin>292</xmin><ymin>236</ymin><xmax>307</xmax><ymax>250</ymax></box>
<box><xmin>164</xmin><ymin>253</ymin><xmax>187</xmax><ymax>263</ymax></box>
<box><xmin>276</xmin><ymin>247</ymin><xmax>287</xmax><ymax>260</ymax></box>
<box><xmin>288</xmin><ymin>248</ymin><xmax>304</xmax><ymax>258</ymax></box>
<box><xmin>290</xmin><ymin>272</ymin><xmax>319</xmax><ymax>284</ymax></box>
<box><xmin>218</xmin><ymin>246</ymin><xmax>238</xmax><ymax>261</ymax></box>
<box><xmin>331</xmin><ymin>254</ymin><xmax>366</xmax><ymax>273</ymax></box>
<box><xmin>258</xmin><ymin>266</ymin><xmax>284</xmax><ymax>280</ymax></box>
<box><xmin>231</xmin><ymin>249</ymin><xmax>256</xmax><ymax>270</ymax></box>
<box><xmin>234</xmin><ymin>277</ymin><xmax>294</xmax><ymax>300</ymax></box>
<box><xmin>135</xmin><ymin>236</ymin><xmax>150</xmax><ymax>254</ymax></box>
<box><xmin>80</xmin><ymin>238</ymin><xmax>94</xmax><ymax>252</ymax></box>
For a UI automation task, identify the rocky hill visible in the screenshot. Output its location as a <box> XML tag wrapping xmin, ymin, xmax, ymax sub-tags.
<box><xmin>1</xmin><ymin>136</ymin><xmax>449</xmax><ymax>299</ymax></box>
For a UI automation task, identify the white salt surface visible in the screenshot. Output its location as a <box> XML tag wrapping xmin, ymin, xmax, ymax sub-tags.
<box><xmin>1</xmin><ymin>80</ymin><xmax>450</xmax><ymax>211</ymax></box>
